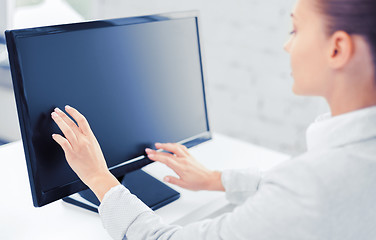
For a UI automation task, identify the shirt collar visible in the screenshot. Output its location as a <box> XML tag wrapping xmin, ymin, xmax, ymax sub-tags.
<box><xmin>306</xmin><ymin>106</ymin><xmax>376</xmax><ymax>151</ymax></box>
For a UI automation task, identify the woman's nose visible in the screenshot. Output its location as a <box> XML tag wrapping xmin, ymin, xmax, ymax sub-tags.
<box><xmin>284</xmin><ymin>38</ymin><xmax>292</xmax><ymax>53</ymax></box>
<box><xmin>283</xmin><ymin>42</ymin><xmax>289</xmax><ymax>52</ymax></box>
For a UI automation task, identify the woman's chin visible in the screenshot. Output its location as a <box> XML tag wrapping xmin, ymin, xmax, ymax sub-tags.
<box><xmin>292</xmin><ymin>83</ymin><xmax>300</xmax><ymax>95</ymax></box>
<box><xmin>292</xmin><ymin>84</ymin><xmax>319</xmax><ymax>96</ymax></box>
<box><xmin>292</xmin><ymin>83</ymin><xmax>306</xmax><ymax>96</ymax></box>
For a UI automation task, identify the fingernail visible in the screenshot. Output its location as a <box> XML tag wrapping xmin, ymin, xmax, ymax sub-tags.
<box><xmin>54</xmin><ymin>107</ymin><xmax>62</xmax><ymax>113</ymax></box>
<box><xmin>148</xmin><ymin>154</ymin><xmax>154</xmax><ymax>158</ymax></box>
<box><xmin>164</xmin><ymin>177</ymin><xmax>169</xmax><ymax>182</ymax></box>
<box><xmin>51</xmin><ymin>112</ymin><xmax>58</xmax><ymax>118</ymax></box>
<box><xmin>155</xmin><ymin>142</ymin><xmax>161</xmax><ymax>147</ymax></box>
<box><xmin>65</xmin><ymin>105</ymin><xmax>71</xmax><ymax>110</ymax></box>
<box><xmin>145</xmin><ymin>148</ymin><xmax>152</xmax><ymax>152</ymax></box>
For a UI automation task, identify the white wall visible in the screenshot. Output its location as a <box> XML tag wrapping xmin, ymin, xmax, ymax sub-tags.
<box><xmin>0</xmin><ymin>0</ymin><xmax>14</xmax><ymax>32</ymax></box>
<box><xmin>95</xmin><ymin>0</ymin><xmax>330</xmax><ymax>155</ymax></box>
<box><xmin>0</xmin><ymin>84</ymin><xmax>20</xmax><ymax>141</ymax></box>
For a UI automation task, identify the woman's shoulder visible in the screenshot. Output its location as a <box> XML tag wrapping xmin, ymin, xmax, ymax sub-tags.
<box><xmin>262</xmin><ymin>137</ymin><xmax>376</xmax><ymax>200</ymax></box>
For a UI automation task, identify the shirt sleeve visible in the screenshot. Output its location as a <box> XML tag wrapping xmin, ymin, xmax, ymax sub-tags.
<box><xmin>98</xmin><ymin>185</ymin><xmax>153</xmax><ymax>240</ymax></box>
<box><xmin>221</xmin><ymin>168</ymin><xmax>262</xmax><ymax>205</ymax></box>
<box><xmin>99</xmin><ymin>161</ymin><xmax>318</xmax><ymax>240</ymax></box>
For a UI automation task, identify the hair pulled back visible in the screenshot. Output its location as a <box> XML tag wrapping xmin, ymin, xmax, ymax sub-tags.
<box><xmin>316</xmin><ymin>0</ymin><xmax>376</xmax><ymax>75</ymax></box>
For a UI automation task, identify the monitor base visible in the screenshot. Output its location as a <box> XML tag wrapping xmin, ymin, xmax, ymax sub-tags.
<box><xmin>62</xmin><ymin>169</ymin><xmax>180</xmax><ymax>213</ymax></box>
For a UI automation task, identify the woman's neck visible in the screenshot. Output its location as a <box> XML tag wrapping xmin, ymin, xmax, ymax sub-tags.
<box><xmin>326</xmin><ymin>79</ymin><xmax>376</xmax><ymax>117</ymax></box>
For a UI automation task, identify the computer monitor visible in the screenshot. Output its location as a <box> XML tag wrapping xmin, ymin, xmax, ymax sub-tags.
<box><xmin>5</xmin><ymin>11</ymin><xmax>211</xmax><ymax>209</ymax></box>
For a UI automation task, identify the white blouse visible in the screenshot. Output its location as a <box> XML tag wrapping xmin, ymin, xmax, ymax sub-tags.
<box><xmin>99</xmin><ymin>106</ymin><xmax>376</xmax><ymax>240</ymax></box>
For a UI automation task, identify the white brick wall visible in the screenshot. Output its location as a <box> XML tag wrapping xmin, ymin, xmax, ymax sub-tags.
<box><xmin>96</xmin><ymin>0</ymin><xmax>330</xmax><ymax>155</ymax></box>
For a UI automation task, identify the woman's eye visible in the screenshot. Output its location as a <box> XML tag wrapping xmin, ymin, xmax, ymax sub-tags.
<box><xmin>289</xmin><ymin>30</ymin><xmax>296</xmax><ymax>35</ymax></box>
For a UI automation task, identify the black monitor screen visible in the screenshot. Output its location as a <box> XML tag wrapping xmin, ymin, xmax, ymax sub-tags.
<box><xmin>6</xmin><ymin>12</ymin><xmax>211</xmax><ymax>207</ymax></box>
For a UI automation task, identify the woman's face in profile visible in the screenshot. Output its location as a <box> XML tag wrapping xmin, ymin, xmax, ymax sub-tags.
<box><xmin>284</xmin><ymin>0</ymin><xmax>331</xmax><ymax>97</ymax></box>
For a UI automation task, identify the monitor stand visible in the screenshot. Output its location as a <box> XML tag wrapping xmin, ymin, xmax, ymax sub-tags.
<box><xmin>62</xmin><ymin>169</ymin><xmax>180</xmax><ymax>213</ymax></box>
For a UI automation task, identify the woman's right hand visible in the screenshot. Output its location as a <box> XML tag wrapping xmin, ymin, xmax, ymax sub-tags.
<box><xmin>145</xmin><ymin>143</ymin><xmax>225</xmax><ymax>192</ymax></box>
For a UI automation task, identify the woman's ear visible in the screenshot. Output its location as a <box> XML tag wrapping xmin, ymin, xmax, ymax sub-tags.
<box><xmin>327</xmin><ymin>30</ymin><xmax>354</xmax><ymax>69</ymax></box>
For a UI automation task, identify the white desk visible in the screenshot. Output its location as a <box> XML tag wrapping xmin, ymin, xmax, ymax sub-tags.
<box><xmin>0</xmin><ymin>133</ymin><xmax>289</xmax><ymax>239</ymax></box>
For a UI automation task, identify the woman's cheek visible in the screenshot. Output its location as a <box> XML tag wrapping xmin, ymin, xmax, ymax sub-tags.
<box><xmin>290</xmin><ymin>44</ymin><xmax>305</xmax><ymax>94</ymax></box>
<box><xmin>290</xmin><ymin>38</ymin><xmax>317</xmax><ymax>95</ymax></box>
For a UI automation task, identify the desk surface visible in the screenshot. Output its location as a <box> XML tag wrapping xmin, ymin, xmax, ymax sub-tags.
<box><xmin>0</xmin><ymin>133</ymin><xmax>289</xmax><ymax>239</ymax></box>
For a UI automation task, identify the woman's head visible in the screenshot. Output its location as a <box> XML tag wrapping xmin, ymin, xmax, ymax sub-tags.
<box><xmin>284</xmin><ymin>0</ymin><xmax>376</xmax><ymax>101</ymax></box>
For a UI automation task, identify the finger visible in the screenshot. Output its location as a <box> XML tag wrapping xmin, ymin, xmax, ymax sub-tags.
<box><xmin>164</xmin><ymin>176</ymin><xmax>185</xmax><ymax>188</ymax></box>
<box><xmin>64</xmin><ymin>105</ymin><xmax>92</xmax><ymax>136</ymax></box>
<box><xmin>155</xmin><ymin>142</ymin><xmax>186</xmax><ymax>157</ymax></box>
<box><xmin>54</xmin><ymin>107</ymin><xmax>83</xmax><ymax>136</ymax></box>
<box><xmin>145</xmin><ymin>148</ymin><xmax>175</xmax><ymax>159</ymax></box>
<box><xmin>180</xmin><ymin>144</ymin><xmax>190</xmax><ymax>155</ymax></box>
<box><xmin>147</xmin><ymin>153</ymin><xmax>181</xmax><ymax>171</ymax></box>
<box><xmin>51</xmin><ymin>112</ymin><xmax>78</xmax><ymax>146</ymax></box>
<box><xmin>52</xmin><ymin>133</ymin><xmax>73</xmax><ymax>152</ymax></box>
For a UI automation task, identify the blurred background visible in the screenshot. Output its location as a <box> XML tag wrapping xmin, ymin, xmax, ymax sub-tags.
<box><xmin>0</xmin><ymin>0</ymin><xmax>329</xmax><ymax>155</ymax></box>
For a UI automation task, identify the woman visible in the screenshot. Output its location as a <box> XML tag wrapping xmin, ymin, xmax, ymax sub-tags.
<box><xmin>50</xmin><ymin>0</ymin><xmax>376</xmax><ymax>239</ymax></box>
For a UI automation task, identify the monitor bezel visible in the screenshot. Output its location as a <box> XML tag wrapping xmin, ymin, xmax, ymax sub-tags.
<box><xmin>5</xmin><ymin>10</ymin><xmax>212</xmax><ymax>207</ymax></box>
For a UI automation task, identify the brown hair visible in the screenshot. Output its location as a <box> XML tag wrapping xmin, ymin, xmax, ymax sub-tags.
<box><xmin>316</xmin><ymin>0</ymin><xmax>376</xmax><ymax>73</ymax></box>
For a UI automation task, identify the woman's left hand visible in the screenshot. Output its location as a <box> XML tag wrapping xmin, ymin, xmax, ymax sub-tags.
<box><xmin>51</xmin><ymin>105</ymin><xmax>120</xmax><ymax>201</ymax></box>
